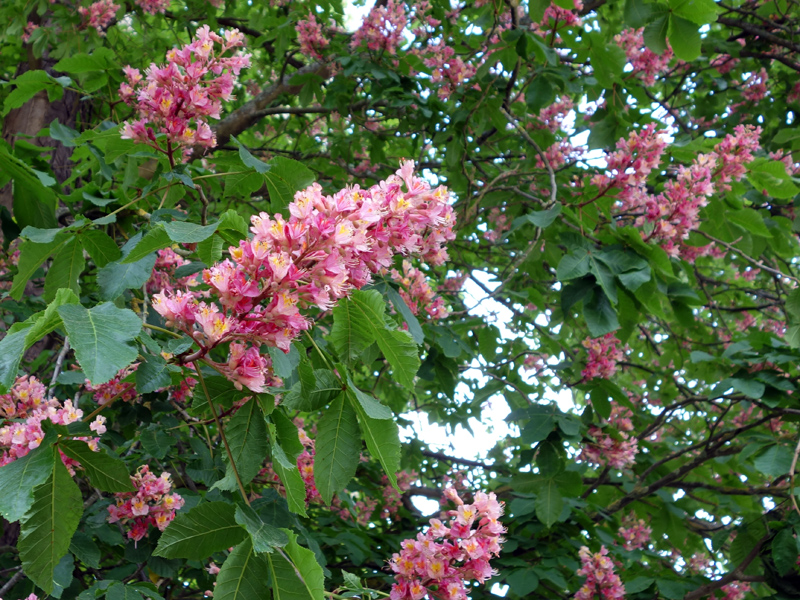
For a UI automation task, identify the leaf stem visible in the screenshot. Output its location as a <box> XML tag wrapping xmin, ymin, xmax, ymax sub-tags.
<box><xmin>142</xmin><ymin>322</ymin><xmax>184</xmax><ymax>338</ymax></box>
<box><xmin>193</xmin><ymin>364</ymin><xmax>251</xmax><ymax>505</ymax></box>
<box><xmin>304</xmin><ymin>331</ymin><xmax>335</xmax><ymax>371</ymax></box>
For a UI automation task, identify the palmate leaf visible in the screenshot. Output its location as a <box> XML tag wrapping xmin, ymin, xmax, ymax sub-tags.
<box><xmin>212</xmin><ymin>397</ymin><xmax>268</xmax><ymax>492</ymax></box>
<box><xmin>18</xmin><ymin>455</ymin><xmax>82</xmax><ymax>594</ymax></box>
<box><xmin>313</xmin><ymin>394</ymin><xmax>360</xmax><ymax>504</ymax></box>
<box><xmin>153</xmin><ymin>502</ymin><xmax>246</xmax><ymax>560</ymax></box>
<box><xmin>265</xmin><ymin>531</ymin><xmax>325</xmax><ymax>600</ymax></box>
<box><xmin>57</xmin><ymin>302</ymin><xmax>142</xmax><ymax>385</ymax></box>
<box><xmin>329</xmin><ymin>289</ymin><xmax>420</xmax><ymax>389</ymax></box>
<box><xmin>215</xmin><ymin>538</ymin><xmax>271</xmax><ymax>600</ymax></box>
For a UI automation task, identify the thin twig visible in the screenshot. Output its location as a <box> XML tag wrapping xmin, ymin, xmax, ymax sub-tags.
<box><xmin>48</xmin><ymin>337</ymin><xmax>70</xmax><ymax>399</ymax></box>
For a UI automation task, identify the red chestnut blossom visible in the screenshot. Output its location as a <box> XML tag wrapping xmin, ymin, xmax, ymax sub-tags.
<box><xmin>135</xmin><ymin>0</ymin><xmax>170</xmax><ymax>14</ymax></box>
<box><xmin>351</xmin><ymin>0</ymin><xmax>407</xmax><ymax>55</ymax></box>
<box><xmin>617</xmin><ymin>512</ymin><xmax>651</xmax><ymax>550</ymax></box>
<box><xmin>574</xmin><ymin>546</ymin><xmax>625</xmax><ymax>600</ymax></box>
<box><xmin>147</xmin><ymin>247</ymin><xmax>199</xmax><ymax>295</ymax></box>
<box><xmin>579</xmin><ymin>426</ymin><xmax>638</xmax><ymax>470</ymax></box>
<box><xmin>107</xmin><ymin>465</ymin><xmax>184</xmax><ymax>542</ymax></box>
<box><xmin>296</xmin><ymin>14</ymin><xmax>329</xmax><ymax>61</ymax></box>
<box><xmin>389</xmin><ymin>487</ymin><xmax>505</xmax><ymax>600</ymax></box>
<box><xmin>153</xmin><ymin>161</ymin><xmax>455</xmax><ymax>392</ymax></box>
<box><xmin>391</xmin><ymin>260</ymin><xmax>449</xmax><ymax>320</ymax></box>
<box><xmin>614</xmin><ymin>28</ymin><xmax>673</xmax><ymax>87</ymax></box>
<box><xmin>720</xmin><ymin>581</ymin><xmax>751</xmax><ymax>600</ymax></box>
<box><xmin>120</xmin><ymin>26</ymin><xmax>251</xmax><ymax>160</ymax></box>
<box><xmin>0</xmin><ymin>376</ymin><xmax>104</xmax><ymax>471</ymax></box>
<box><xmin>84</xmin><ymin>364</ymin><xmax>138</xmax><ymax>405</ymax></box>
<box><xmin>422</xmin><ymin>41</ymin><xmax>477</xmax><ymax>100</ymax></box>
<box><xmin>483</xmin><ymin>207</ymin><xmax>510</xmax><ymax>242</ymax></box>
<box><xmin>581</xmin><ymin>334</ymin><xmax>624</xmax><ymax>381</ymax></box>
<box><xmin>22</xmin><ymin>21</ymin><xmax>39</xmax><ymax>43</ymax></box>
<box><xmin>78</xmin><ymin>0</ymin><xmax>119</xmax><ymax>36</ymax></box>
<box><xmin>740</xmin><ymin>68</ymin><xmax>768</xmax><ymax>103</ymax></box>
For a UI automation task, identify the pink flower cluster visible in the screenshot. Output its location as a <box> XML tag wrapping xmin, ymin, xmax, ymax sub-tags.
<box><xmin>153</xmin><ymin>161</ymin><xmax>455</xmax><ymax>392</ymax></box>
<box><xmin>575</xmin><ymin>546</ymin><xmax>625</xmax><ymax>600</ymax></box>
<box><xmin>78</xmin><ymin>0</ymin><xmax>119</xmax><ymax>36</ymax></box>
<box><xmin>602</xmin><ymin>123</ymin><xmax>761</xmax><ymax>259</ymax></box>
<box><xmin>532</xmin><ymin>1</ymin><xmax>583</xmax><ymax>38</ymax></box>
<box><xmin>380</xmin><ymin>469</ymin><xmax>416</xmax><ymax>519</ymax></box>
<box><xmin>147</xmin><ymin>247</ymin><xmax>199</xmax><ymax>295</ymax></box>
<box><xmin>422</xmin><ymin>41</ymin><xmax>477</xmax><ymax>100</ymax></box>
<box><xmin>296</xmin><ymin>14</ymin><xmax>329</xmax><ymax>61</ymax></box>
<box><xmin>580</xmin><ymin>404</ymin><xmax>638</xmax><ymax>470</ymax></box>
<box><xmin>686</xmin><ymin>552</ymin><xmax>711</xmax><ymax>574</ymax></box>
<box><xmin>644</xmin><ymin>125</ymin><xmax>761</xmax><ymax>257</ymax></box>
<box><xmin>720</xmin><ymin>581</ymin><xmax>751</xmax><ymax>600</ymax></box>
<box><xmin>740</xmin><ymin>68</ymin><xmax>768</xmax><ymax>103</ymax></box>
<box><xmin>107</xmin><ymin>465</ymin><xmax>184</xmax><ymax>542</ymax></box>
<box><xmin>483</xmin><ymin>207</ymin><xmax>510</xmax><ymax>242</ymax></box>
<box><xmin>22</xmin><ymin>21</ymin><xmax>39</xmax><ymax>43</ymax></box>
<box><xmin>614</xmin><ymin>28</ymin><xmax>673</xmax><ymax>87</ymax></box>
<box><xmin>351</xmin><ymin>0</ymin><xmax>407</xmax><ymax>55</ymax></box>
<box><xmin>593</xmin><ymin>123</ymin><xmax>668</xmax><ymax>216</ymax></box>
<box><xmin>135</xmin><ymin>0</ymin><xmax>170</xmax><ymax>14</ymax></box>
<box><xmin>617</xmin><ymin>512</ymin><xmax>651</xmax><ymax>550</ymax></box>
<box><xmin>389</xmin><ymin>488</ymin><xmax>505</xmax><ymax>600</ymax></box>
<box><xmin>84</xmin><ymin>364</ymin><xmax>138</xmax><ymax>405</ymax></box>
<box><xmin>0</xmin><ymin>376</ymin><xmax>103</xmax><ymax>468</ymax></box>
<box><xmin>537</xmin><ymin>96</ymin><xmax>574</xmax><ymax>133</ymax></box>
<box><xmin>581</xmin><ymin>334</ymin><xmax>623</xmax><ymax>381</ymax></box>
<box><xmin>120</xmin><ymin>26</ymin><xmax>251</xmax><ymax>159</ymax></box>
<box><xmin>391</xmin><ymin>260</ymin><xmax>449</xmax><ymax>320</ymax></box>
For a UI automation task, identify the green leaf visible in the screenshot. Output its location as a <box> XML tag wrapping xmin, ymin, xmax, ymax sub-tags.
<box><xmin>43</xmin><ymin>237</ymin><xmax>85</xmax><ymax>302</ymax></box>
<box><xmin>53</xmin><ymin>48</ymin><xmax>116</xmax><ymax>73</ymax></box>
<box><xmin>191</xmin><ymin>375</ymin><xmax>249</xmax><ymax>415</ymax></box>
<box><xmin>589</xmin><ymin>38</ymin><xmax>626</xmax><ymax>88</ymax></box>
<box><xmin>643</xmin><ymin>14</ymin><xmax>669</xmax><ymax>54</ymax></box>
<box><xmin>234</xmin><ymin>504</ymin><xmax>290</xmax><ymax>553</ymax></box>
<box><xmin>3</xmin><ymin>71</ymin><xmax>62</xmax><ymax>115</ymax></box>
<box><xmin>669</xmin><ymin>0</ymin><xmax>719</xmax><ymax>25</ymax></box>
<box><xmin>788</xmin><ymin>288</ymin><xmax>800</xmax><ymax>320</ymax></box>
<box><xmin>121</xmin><ymin>227</ymin><xmax>171</xmax><ymax>264</ymax></box>
<box><xmin>314</xmin><ymin>394</ymin><xmax>361</xmax><ymax>504</ymax></box>
<box><xmin>18</xmin><ymin>456</ymin><xmax>82</xmax><ymax>594</ymax></box>
<box><xmin>57</xmin><ymin>302</ymin><xmax>143</xmax><ymax>385</ymax></box>
<box><xmin>212</xmin><ymin>398</ymin><xmax>268</xmax><ymax>491</ymax></box>
<box><xmin>135</xmin><ymin>353</ymin><xmax>172</xmax><ymax>394</ymax></box>
<box><xmin>584</xmin><ymin>291</ymin><xmax>619</xmax><ymax>337</ymax></box>
<box><xmin>270</xmin><ymin>440</ymin><xmax>308</xmax><ymax>517</ymax></box>
<box><xmin>225</xmin><ymin>171</ymin><xmax>265</xmax><ymax>199</ymax></box>
<box><xmin>772</xmin><ymin>527</ymin><xmax>797</xmax><ymax>576</ymax></box>
<box><xmin>271</xmin><ymin>411</ymin><xmax>304</xmax><ymax>461</ymax></box>
<box><xmin>386</xmin><ymin>285</ymin><xmax>425</xmax><ymax>344</ymax></box>
<box><xmin>754</xmin><ymin>444</ymin><xmax>793</xmax><ymax>477</ymax></box>
<box><xmin>212</xmin><ymin>538</ymin><xmax>270</xmax><ymax>600</ymax></box>
<box><xmin>81</xmin><ymin>230</ymin><xmax>121</xmax><ymax>267</ymax></box>
<box><xmin>624</xmin><ymin>0</ymin><xmax>661</xmax><ymax>27</ymax></box>
<box><xmin>264</xmin><ymin>530</ymin><xmax>325</xmax><ymax>600</ymax></box>
<box><xmin>667</xmin><ymin>15</ymin><xmax>701</xmax><ymax>61</ymax></box>
<box><xmin>163</xmin><ymin>220</ymin><xmax>219</xmax><ymax>243</ymax></box>
<box><xmin>727</xmin><ymin>377</ymin><xmax>765</xmax><ymax>399</ymax></box>
<box><xmin>625</xmin><ymin>577</ymin><xmax>655</xmax><ymax>594</ymax></box>
<box><xmin>10</xmin><ymin>235</ymin><xmax>72</xmax><ymax>300</ymax></box>
<box><xmin>557</xmin><ymin>251</ymin><xmax>591</xmax><ymax>281</ymax></box>
<box><xmin>349</xmin><ymin>390</ymin><xmax>401</xmax><ymax>488</ymax></box>
<box><xmin>747</xmin><ymin>160</ymin><xmax>800</xmax><ymax>199</ymax></box>
<box><xmin>263</xmin><ymin>157</ymin><xmax>316</xmax><ymax>212</ymax></box>
<box><xmin>727</xmin><ymin>208</ymin><xmax>772</xmax><ymax>238</ymax></box>
<box><xmin>154</xmin><ymin>502</ymin><xmax>247</xmax><ymax>560</ymax></box>
<box><xmin>330</xmin><ymin>290</ymin><xmax>419</xmax><ymax>389</ymax></box>
<box><xmin>58</xmin><ymin>440</ymin><xmax>135</xmax><ymax>493</ymax></box>
<box><xmin>106</xmin><ymin>583</ymin><xmax>144</xmax><ymax>600</ymax></box>
<box><xmin>534</xmin><ymin>478</ymin><xmax>563</xmax><ymax>528</ymax></box>
<box><xmin>0</xmin><ymin>327</ymin><xmax>29</xmax><ymax>391</ymax></box>
<box><xmin>69</xmin><ymin>532</ymin><xmax>101</xmax><ymax>569</ymax></box>
<box><xmin>0</xmin><ymin>432</ymin><xmax>56</xmax><ymax>522</ymax></box>
<box><xmin>233</xmin><ymin>136</ymin><xmax>270</xmax><ymax>174</ymax></box>
<box><xmin>97</xmin><ymin>233</ymin><xmax>159</xmax><ymax>300</ymax></box>
<box><xmin>346</xmin><ymin>376</ymin><xmax>392</xmax><ymax>420</ymax></box>
<box><xmin>520</xmin><ymin>413</ymin><xmax>555</xmax><ymax>444</ymax></box>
